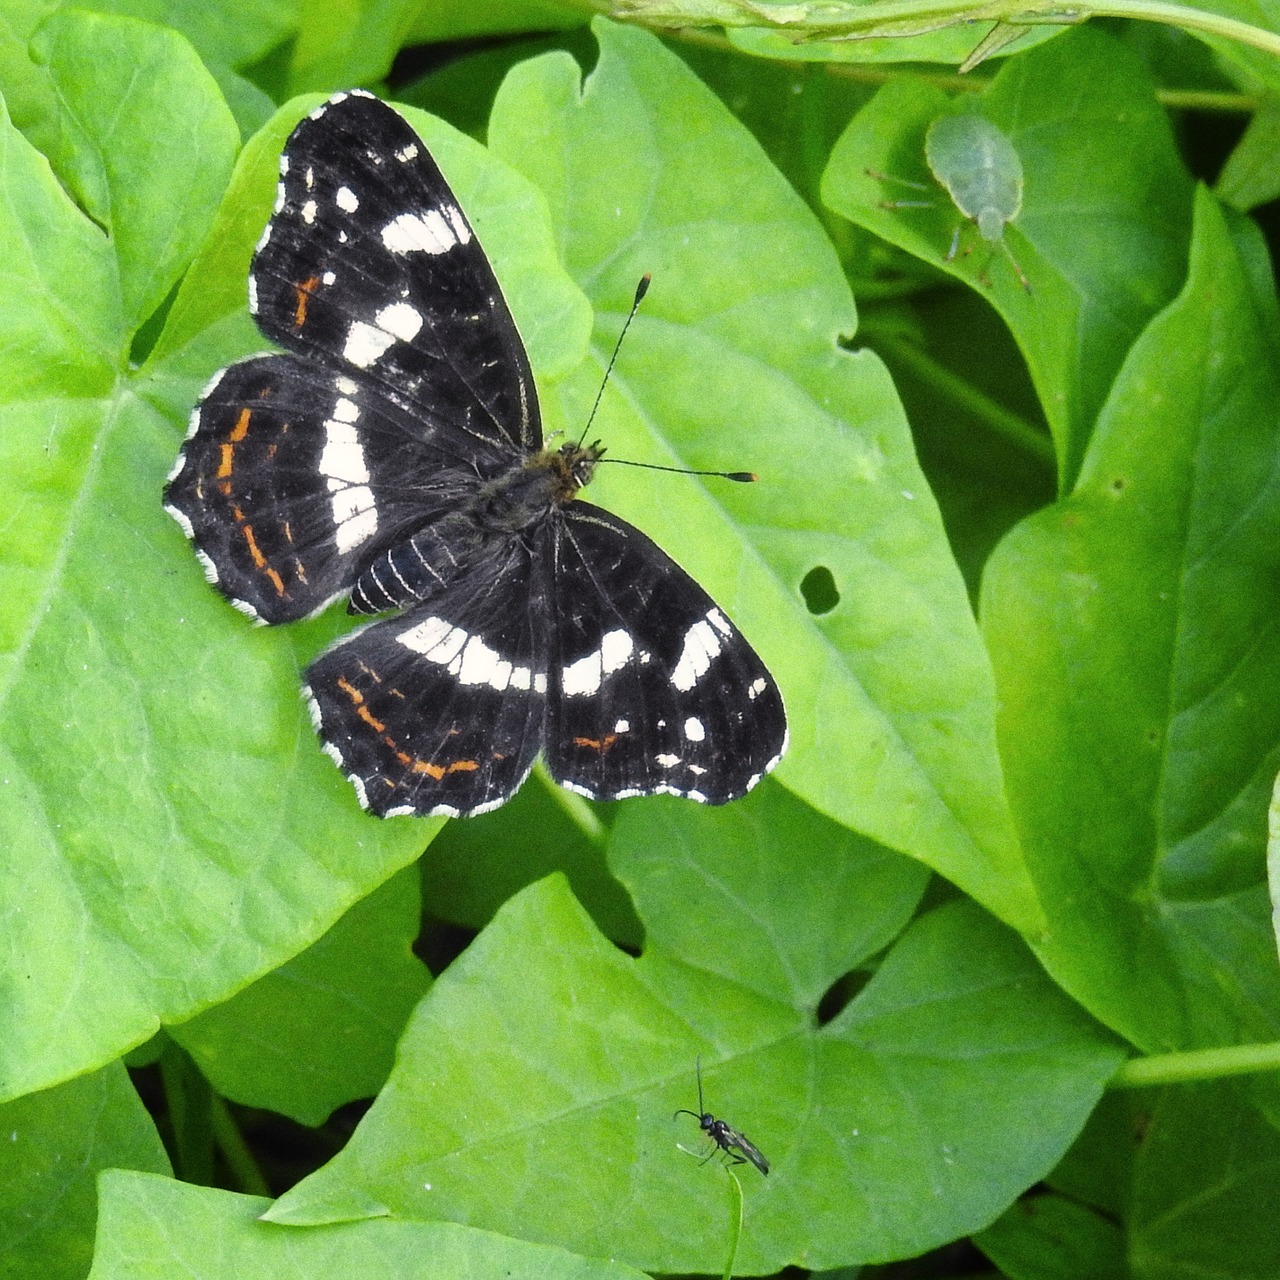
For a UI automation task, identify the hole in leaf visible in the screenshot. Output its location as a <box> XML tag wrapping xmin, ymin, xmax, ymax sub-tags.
<box><xmin>815</xmin><ymin>968</ymin><xmax>872</xmax><ymax>1026</ymax></box>
<box><xmin>800</xmin><ymin>566</ymin><xmax>839</xmax><ymax>615</ymax></box>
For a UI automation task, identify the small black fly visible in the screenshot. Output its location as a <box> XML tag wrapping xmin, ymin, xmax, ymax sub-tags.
<box><xmin>674</xmin><ymin>1057</ymin><xmax>770</xmax><ymax>1176</ymax></box>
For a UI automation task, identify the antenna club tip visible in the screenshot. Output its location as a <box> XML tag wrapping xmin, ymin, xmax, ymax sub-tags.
<box><xmin>729</xmin><ymin>471</ymin><xmax>758</xmax><ymax>483</ymax></box>
<box><xmin>635</xmin><ymin>273</ymin><xmax>652</xmax><ymax>302</ymax></box>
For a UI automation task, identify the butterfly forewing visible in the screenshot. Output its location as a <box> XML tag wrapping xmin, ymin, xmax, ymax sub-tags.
<box><xmin>251</xmin><ymin>90</ymin><xmax>539</xmax><ymax>458</ymax></box>
<box><xmin>166</xmin><ymin>353</ymin><xmax>480</xmax><ymax>622</ymax></box>
<box><xmin>545</xmin><ymin>504</ymin><xmax>786</xmax><ymax>804</ymax></box>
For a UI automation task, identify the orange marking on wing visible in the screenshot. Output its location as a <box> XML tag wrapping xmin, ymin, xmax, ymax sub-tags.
<box><xmin>230</xmin><ymin>407</ymin><xmax>252</xmax><ymax>442</ymax></box>
<box><xmin>217</xmin><ymin>443</ymin><xmax>235</xmax><ymax>478</ymax></box>
<box><xmin>293</xmin><ymin>275</ymin><xmax>322</xmax><ymax>326</ymax></box>
<box><xmin>356</xmin><ymin>704</ymin><xmax>386</xmax><ymax>733</ymax></box>
<box><xmin>573</xmin><ymin>734</ymin><xmax>618</xmax><ymax>752</ymax></box>
<box><xmin>411</xmin><ymin>758</ymin><xmax>479</xmax><ymax>779</ymax></box>
<box><xmin>336</xmin><ymin>677</ymin><xmax>364</xmax><ymax>704</ymax></box>
<box><xmin>239</xmin><ymin>523</ymin><xmax>286</xmax><ymax>597</ymax></box>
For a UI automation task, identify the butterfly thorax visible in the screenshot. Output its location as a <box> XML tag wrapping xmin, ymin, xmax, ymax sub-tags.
<box><xmin>470</xmin><ymin>440</ymin><xmax>604</xmax><ymax>534</ymax></box>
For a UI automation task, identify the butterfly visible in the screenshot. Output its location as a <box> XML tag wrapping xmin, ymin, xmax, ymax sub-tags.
<box><xmin>165</xmin><ymin>90</ymin><xmax>787</xmax><ymax>818</ymax></box>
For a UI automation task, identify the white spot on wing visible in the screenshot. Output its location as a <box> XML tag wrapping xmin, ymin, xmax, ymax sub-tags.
<box><xmin>398</xmin><ymin>615</ymin><xmax>464</xmax><ymax>661</ymax></box>
<box><xmin>320</xmin><ymin>419</ymin><xmax>368</xmax><ymax>484</ymax></box>
<box><xmin>656</xmin><ymin>753</ymin><xmax>681</xmax><ymax>768</ymax></box>
<box><xmin>395</xmin><ymin>143</ymin><xmax>419</xmax><ymax>162</ymax></box>
<box><xmin>336</xmin><ymin>185</ymin><xmax>359</xmax><ymax>212</ymax></box>
<box><xmin>375</xmin><ymin>302</ymin><xmax>423</xmax><ymax>342</ymax></box>
<box><xmin>320</xmin><ymin>412</ymin><xmax>377</xmax><ymax>552</ymax></box>
<box><xmin>749</xmin><ymin>677</ymin><xmax>767</xmax><ymax>700</ymax></box>
<box><xmin>458</xmin><ymin>635</ymin><xmax>513</xmax><ymax>690</ymax></box>
<box><xmin>301</xmin><ymin>199</ymin><xmax>318</xmax><ymax>224</ymax></box>
<box><xmin>343</xmin><ymin>320</ymin><xmax>395</xmax><ymax>368</ymax></box>
<box><xmin>670</xmin><ymin>612</ymin><xmax>724</xmax><ymax>692</ymax></box>
<box><xmin>380</xmin><ymin>208</ymin><xmax>471</xmax><ymax>255</ymax></box>
<box><xmin>561</xmin><ymin>628</ymin><xmax>635</xmax><ymax>697</ymax></box>
<box><xmin>331</xmin><ymin>488</ymin><xmax>377</xmax><ymax>553</ymax></box>
<box><xmin>684</xmin><ymin>717</ymin><xmax>705</xmax><ymax>742</ymax></box>
<box><xmin>614</xmin><ymin>719</ymin><xmax>630</xmax><ymax>734</ymax></box>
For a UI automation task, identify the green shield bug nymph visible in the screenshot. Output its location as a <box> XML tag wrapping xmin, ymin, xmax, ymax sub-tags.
<box><xmin>872</xmin><ymin>111</ymin><xmax>1030</xmax><ymax>290</ymax></box>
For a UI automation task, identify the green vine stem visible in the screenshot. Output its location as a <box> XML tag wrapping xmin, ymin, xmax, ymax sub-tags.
<box><xmin>722</xmin><ymin>1166</ymin><xmax>745</xmax><ymax>1280</ymax></box>
<box><xmin>1111</xmin><ymin>1041</ymin><xmax>1280</xmax><ymax>1089</ymax></box>
<box><xmin>616</xmin><ymin>0</ymin><xmax>1280</xmax><ymax>66</ymax></box>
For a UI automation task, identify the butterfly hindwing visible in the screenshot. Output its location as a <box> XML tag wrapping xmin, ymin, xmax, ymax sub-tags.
<box><xmin>305</xmin><ymin>534</ymin><xmax>549</xmax><ymax>817</ymax></box>
<box><xmin>252</xmin><ymin>89</ymin><xmax>538</xmax><ymax>459</ymax></box>
<box><xmin>544</xmin><ymin>503</ymin><xmax>787</xmax><ymax>805</ymax></box>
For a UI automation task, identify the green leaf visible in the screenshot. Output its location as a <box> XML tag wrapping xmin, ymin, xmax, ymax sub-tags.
<box><xmin>982</xmin><ymin>186</ymin><xmax>1280</xmax><ymax>1056</ymax></box>
<box><xmin>975</xmin><ymin>1192</ymin><xmax>1128</xmax><ymax>1280</ymax></box>
<box><xmin>1130</xmin><ymin>1082</ymin><xmax>1280</xmax><ymax>1279</ymax></box>
<box><xmin>1216</xmin><ymin>97</ymin><xmax>1280</xmax><ymax>212</ymax></box>
<box><xmin>822</xmin><ymin>26</ymin><xmax>1193</xmax><ymax>488</ymax></box>
<box><xmin>488</xmin><ymin>18</ymin><xmax>1039</xmax><ymax>931</ymax></box>
<box><xmin>32</xmin><ymin>9</ymin><xmax>241</xmax><ymax>331</ymax></box>
<box><xmin>607</xmin><ymin>780</ymin><xmax>929</xmax><ymax>1008</ymax></box>
<box><xmin>74</xmin><ymin>0</ymin><xmax>300</xmax><ymax>70</ymax></box>
<box><xmin>0</xmin><ymin>1065</ymin><xmax>170</xmax><ymax>1280</ymax></box>
<box><xmin>0</xmin><ymin>17</ymin><xmax>437</xmax><ymax>1103</ymax></box>
<box><xmin>88</xmin><ymin>1169</ymin><xmax>651</xmax><ymax>1279</ymax></box>
<box><xmin>169</xmin><ymin>866</ymin><xmax>430</xmax><ymax>1126</ymax></box>
<box><xmin>423</xmin><ymin>768</ymin><xmax>641</xmax><ymax>946</ymax></box>
<box><xmin>266</xmin><ymin>797</ymin><xmax>1121</xmax><ymax>1273</ymax></box>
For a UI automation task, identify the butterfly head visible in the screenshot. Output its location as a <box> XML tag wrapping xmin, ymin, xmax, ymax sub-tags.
<box><xmin>547</xmin><ymin>439</ymin><xmax>605</xmax><ymax>503</ymax></box>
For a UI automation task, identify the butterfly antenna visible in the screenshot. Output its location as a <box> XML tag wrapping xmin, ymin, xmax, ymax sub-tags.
<box><xmin>696</xmin><ymin>1055</ymin><xmax>705</xmax><ymax>1114</ymax></box>
<box><xmin>576</xmin><ymin>274</ymin><xmax>651</xmax><ymax>449</ymax></box>
<box><xmin>580</xmin><ymin>275</ymin><xmax>759</xmax><ymax>484</ymax></box>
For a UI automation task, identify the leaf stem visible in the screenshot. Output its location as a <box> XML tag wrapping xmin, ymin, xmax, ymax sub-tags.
<box><xmin>628</xmin><ymin>0</ymin><xmax>1280</xmax><ymax>66</ymax></box>
<box><xmin>210</xmin><ymin>1092</ymin><xmax>271</xmax><ymax>1196</ymax></box>
<box><xmin>722</xmin><ymin>1166</ymin><xmax>744</xmax><ymax>1280</ymax></box>
<box><xmin>673</xmin><ymin>26</ymin><xmax>1261</xmax><ymax>112</ymax></box>
<box><xmin>868</xmin><ymin>329</ymin><xmax>1056</xmax><ymax>465</ymax></box>
<box><xmin>1111</xmin><ymin>1041</ymin><xmax>1280</xmax><ymax>1088</ymax></box>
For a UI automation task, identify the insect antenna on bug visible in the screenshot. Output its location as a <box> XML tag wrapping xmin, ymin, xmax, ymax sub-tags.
<box><xmin>674</xmin><ymin>1056</ymin><xmax>770</xmax><ymax>1176</ymax></box>
<box><xmin>576</xmin><ymin>276</ymin><xmax>759</xmax><ymax>485</ymax></box>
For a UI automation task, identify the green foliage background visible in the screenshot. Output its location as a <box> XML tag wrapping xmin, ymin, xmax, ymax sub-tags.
<box><xmin>0</xmin><ymin>0</ymin><xmax>1278</xmax><ymax>1276</ymax></box>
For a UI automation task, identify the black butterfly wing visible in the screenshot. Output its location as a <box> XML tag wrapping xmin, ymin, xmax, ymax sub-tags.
<box><xmin>167</xmin><ymin>90</ymin><xmax>538</xmax><ymax>622</ymax></box>
<box><xmin>165</xmin><ymin>353</ymin><xmax>478</xmax><ymax>622</ymax></box>
<box><xmin>251</xmin><ymin>90</ymin><xmax>539</xmax><ymax>456</ymax></box>
<box><xmin>544</xmin><ymin>503</ymin><xmax>787</xmax><ymax>804</ymax></box>
<box><xmin>304</xmin><ymin>533</ymin><xmax>549</xmax><ymax>817</ymax></box>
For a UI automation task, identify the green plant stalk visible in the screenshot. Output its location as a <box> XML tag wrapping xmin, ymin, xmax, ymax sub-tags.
<box><xmin>209</xmin><ymin>1093</ymin><xmax>271</xmax><ymax>1197</ymax></box>
<box><xmin>869</xmin><ymin>330</ymin><xmax>1055</xmax><ymax>465</ymax></box>
<box><xmin>618</xmin><ymin>0</ymin><xmax>1280</xmax><ymax>62</ymax></box>
<box><xmin>722</xmin><ymin>1166</ymin><xmax>745</xmax><ymax>1280</ymax></box>
<box><xmin>1111</xmin><ymin>1041</ymin><xmax>1280</xmax><ymax>1088</ymax></box>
